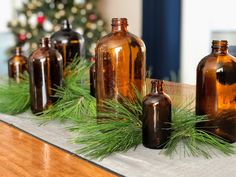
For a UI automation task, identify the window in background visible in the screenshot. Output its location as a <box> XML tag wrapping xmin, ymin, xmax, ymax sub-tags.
<box><xmin>0</xmin><ymin>33</ymin><xmax>14</xmax><ymax>76</ymax></box>
<box><xmin>211</xmin><ymin>31</ymin><xmax>236</xmax><ymax>57</ymax></box>
<box><xmin>181</xmin><ymin>0</ymin><xmax>236</xmax><ymax>85</ymax></box>
<box><xmin>0</xmin><ymin>0</ymin><xmax>15</xmax><ymax>77</ymax></box>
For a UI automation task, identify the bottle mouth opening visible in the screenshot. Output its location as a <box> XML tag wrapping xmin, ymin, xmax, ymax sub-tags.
<box><xmin>212</xmin><ymin>40</ymin><xmax>228</xmax><ymax>48</ymax></box>
<box><xmin>111</xmin><ymin>18</ymin><xmax>128</xmax><ymax>26</ymax></box>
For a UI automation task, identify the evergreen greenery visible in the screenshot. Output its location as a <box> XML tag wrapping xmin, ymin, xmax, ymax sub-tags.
<box><xmin>39</xmin><ymin>58</ymin><xmax>96</xmax><ymax>122</ymax></box>
<box><xmin>0</xmin><ymin>75</ymin><xmax>30</xmax><ymax>114</ymax></box>
<box><xmin>69</xmin><ymin>96</ymin><xmax>235</xmax><ymax>159</ymax></box>
<box><xmin>164</xmin><ymin>101</ymin><xmax>235</xmax><ymax>158</ymax></box>
<box><xmin>70</xmin><ymin>94</ymin><xmax>143</xmax><ymax>159</ymax></box>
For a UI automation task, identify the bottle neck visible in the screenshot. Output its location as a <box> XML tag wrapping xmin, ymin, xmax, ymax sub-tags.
<box><xmin>111</xmin><ymin>18</ymin><xmax>128</xmax><ymax>33</ymax></box>
<box><xmin>40</xmin><ymin>37</ymin><xmax>51</xmax><ymax>48</ymax></box>
<box><xmin>61</xmin><ymin>19</ymin><xmax>72</xmax><ymax>30</ymax></box>
<box><xmin>212</xmin><ymin>47</ymin><xmax>228</xmax><ymax>54</ymax></box>
<box><xmin>151</xmin><ymin>80</ymin><xmax>163</xmax><ymax>94</ymax></box>
<box><xmin>15</xmin><ymin>47</ymin><xmax>22</xmax><ymax>56</ymax></box>
<box><xmin>211</xmin><ymin>40</ymin><xmax>228</xmax><ymax>55</ymax></box>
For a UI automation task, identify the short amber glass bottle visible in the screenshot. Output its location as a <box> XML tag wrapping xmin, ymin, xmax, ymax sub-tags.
<box><xmin>28</xmin><ymin>37</ymin><xmax>63</xmax><ymax>114</ymax></box>
<box><xmin>8</xmin><ymin>47</ymin><xmax>27</xmax><ymax>83</ymax></box>
<box><xmin>51</xmin><ymin>19</ymin><xmax>85</xmax><ymax>69</ymax></box>
<box><xmin>90</xmin><ymin>57</ymin><xmax>96</xmax><ymax>97</ymax></box>
<box><xmin>142</xmin><ymin>80</ymin><xmax>172</xmax><ymax>149</ymax></box>
<box><xmin>196</xmin><ymin>40</ymin><xmax>236</xmax><ymax>142</ymax></box>
<box><xmin>95</xmin><ymin>18</ymin><xmax>146</xmax><ymax>112</ymax></box>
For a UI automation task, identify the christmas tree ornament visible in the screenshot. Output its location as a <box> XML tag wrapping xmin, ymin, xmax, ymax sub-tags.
<box><xmin>71</xmin><ymin>7</ymin><xmax>78</xmax><ymax>13</ymax></box>
<box><xmin>43</xmin><ymin>20</ymin><xmax>53</xmax><ymax>31</ymax></box>
<box><xmin>196</xmin><ymin>40</ymin><xmax>236</xmax><ymax>142</ymax></box>
<box><xmin>51</xmin><ymin>19</ymin><xmax>85</xmax><ymax>69</ymax></box>
<box><xmin>28</xmin><ymin>37</ymin><xmax>63</xmax><ymax>114</ymax></box>
<box><xmin>142</xmin><ymin>80</ymin><xmax>172</xmax><ymax>149</ymax></box>
<box><xmin>37</xmin><ymin>13</ymin><xmax>45</xmax><ymax>25</ymax></box>
<box><xmin>88</xmin><ymin>13</ymin><xmax>97</xmax><ymax>22</ymax></box>
<box><xmin>29</xmin><ymin>14</ymin><xmax>37</xmax><ymax>28</ymax></box>
<box><xmin>95</xmin><ymin>18</ymin><xmax>146</xmax><ymax>113</ymax></box>
<box><xmin>74</xmin><ymin>0</ymin><xmax>85</xmax><ymax>4</ymax></box>
<box><xmin>8</xmin><ymin>47</ymin><xmax>28</xmax><ymax>83</ymax></box>
<box><xmin>18</xmin><ymin>14</ymin><xmax>27</xmax><ymax>26</ymax></box>
<box><xmin>18</xmin><ymin>33</ymin><xmax>27</xmax><ymax>42</ymax></box>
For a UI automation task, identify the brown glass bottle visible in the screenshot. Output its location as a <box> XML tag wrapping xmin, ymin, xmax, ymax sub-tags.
<box><xmin>142</xmin><ymin>80</ymin><xmax>172</xmax><ymax>149</ymax></box>
<box><xmin>90</xmin><ymin>57</ymin><xmax>96</xmax><ymax>97</ymax></box>
<box><xmin>8</xmin><ymin>47</ymin><xmax>27</xmax><ymax>83</ymax></box>
<box><xmin>196</xmin><ymin>40</ymin><xmax>236</xmax><ymax>142</ymax></box>
<box><xmin>95</xmin><ymin>18</ymin><xmax>146</xmax><ymax>112</ymax></box>
<box><xmin>28</xmin><ymin>37</ymin><xmax>63</xmax><ymax>114</ymax></box>
<box><xmin>51</xmin><ymin>19</ymin><xmax>85</xmax><ymax>69</ymax></box>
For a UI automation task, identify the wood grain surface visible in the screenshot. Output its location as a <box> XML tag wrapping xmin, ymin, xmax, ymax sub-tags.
<box><xmin>0</xmin><ymin>121</ymin><xmax>118</xmax><ymax>177</ymax></box>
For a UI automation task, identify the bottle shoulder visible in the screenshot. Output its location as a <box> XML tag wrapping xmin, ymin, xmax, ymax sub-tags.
<box><xmin>51</xmin><ymin>29</ymin><xmax>84</xmax><ymax>42</ymax></box>
<box><xmin>96</xmin><ymin>31</ymin><xmax>146</xmax><ymax>50</ymax></box>
<box><xmin>143</xmin><ymin>92</ymin><xmax>172</xmax><ymax>106</ymax></box>
<box><xmin>197</xmin><ymin>53</ymin><xmax>236</xmax><ymax>71</ymax></box>
<box><xmin>8</xmin><ymin>55</ymin><xmax>27</xmax><ymax>64</ymax></box>
<box><xmin>29</xmin><ymin>47</ymin><xmax>62</xmax><ymax>61</ymax></box>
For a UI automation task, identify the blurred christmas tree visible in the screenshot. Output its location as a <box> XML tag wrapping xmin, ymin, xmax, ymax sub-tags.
<box><xmin>7</xmin><ymin>0</ymin><xmax>107</xmax><ymax>57</ymax></box>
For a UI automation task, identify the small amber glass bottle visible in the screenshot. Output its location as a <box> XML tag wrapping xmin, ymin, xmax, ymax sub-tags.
<box><xmin>95</xmin><ymin>18</ymin><xmax>146</xmax><ymax>112</ymax></box>
<box><xmin>51</xmin><ymin>19</ymin><xmax>85</xmax><ymax>69</ymax></box>
<box><xmin>196</xmin><ymin>40</ymin><xmax>236</xmax><ymax>142</ymax></box>
<box><xmin>28</xmin><ymin>37</ymin><xmax>63</xmax><ymax>114</ymax></box>
<box><xmin>90</xmin><ymin>57</ymin><xmax>96</xmax><ymax>97</ymax></box>
<box><xmin>142</xmin><ymin>80</ymin><xmax>172</xmax><ymax>149</ymax></box>
<box><xmin>8</xmin><ymin>47</ymin><xmax>27</xmax><ymax>83</ymax></box>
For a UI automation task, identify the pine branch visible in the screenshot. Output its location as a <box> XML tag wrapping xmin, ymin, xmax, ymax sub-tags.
<box><xmin>70</xmin><ymin>96</ymin><xmax>235</xmax><ymax>159</ymax></box>
<box><xmin>39</xmin><ymin>57</ymin><xmax>96</xmax><ymax>122</ymax></box>
<box><xmin>0</xmin><ymin>75</ymin><xmax>30</xmax><ymax>114</ymax></box>
<box><xmin>163</xmin><ymin>100</ymin><xmax>235</xmax><ymax>158</ymax></box>
<box><xmin>70</xmin><ymin>95</ymin><xmax>142</xmax><ymax>159</ymax></box>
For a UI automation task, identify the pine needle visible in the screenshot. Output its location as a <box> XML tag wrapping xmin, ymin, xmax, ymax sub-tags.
<box><xmin>70</xmin><ymin>95</ymin><xmax>142</xmax><ymax>159</ymax></box>
<box><xmin>70</xmin><ymin>95</ymin><xmax>235</xmax><ymax>159</ymax></box>
<box><xmin>163</xmin><ymin>100</ymin><xmax>235</xmax><ymax>158</ymax></box>
<box><xmin>0</xmin><ymin>75</ymin><xmax>30</xmax><ymax>114</ymax></box>
<box><xmin>39</xmin><ymin>57</ymin><xmax>96</xmax><ymax>122</ymax></box>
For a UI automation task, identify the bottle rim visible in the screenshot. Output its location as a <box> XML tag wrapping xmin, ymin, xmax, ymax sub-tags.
<box><xmin>111</xmin><ymin>18</ymin><xmax>128</xmax><ymax>26</ymax></box>
<box><xmin>212</xmin><ymin>40</ymin><xmax>228</xmax><ymax>48</ymax></box>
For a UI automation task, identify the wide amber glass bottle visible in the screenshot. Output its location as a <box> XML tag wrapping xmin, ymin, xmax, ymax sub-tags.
<box><xmin>142</xmin><ymin>80</ymin><xmax>172</xmax><ymax>149</ymax></box>
<box><xmin>196</xmin><ymin>40</ymin><xmax>236</xmax><ymax>142</ymax></box>
<box><xmin>95</xmin><ymin>18</ymin><xmax>146</xmax><ymax>111</ymax></box>
<box><xmin>28</xmin><ymin>37</ymin><xmax>63</xmax><ymax>114</ymax></box>
<box><xmin>51</xmin><ymin>19</ymin><xmax>85</xmax><ymax>69</ymax></box>
<box><xmin>8</xmin><ymin>47</ymin><xmax>27</xmax><ymax>83</ymax></box>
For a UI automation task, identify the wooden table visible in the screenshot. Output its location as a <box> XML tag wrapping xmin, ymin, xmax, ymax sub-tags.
<box><xmin>0</xmin><ymin>121</ymin><xmax>118</xmax><ymax>177</ymax></box>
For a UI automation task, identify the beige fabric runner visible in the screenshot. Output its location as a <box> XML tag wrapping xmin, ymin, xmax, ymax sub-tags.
<box><xmin>1</xmin><ymin>112</ymin><xmax>236</xmax><ymax>177</ymax></box>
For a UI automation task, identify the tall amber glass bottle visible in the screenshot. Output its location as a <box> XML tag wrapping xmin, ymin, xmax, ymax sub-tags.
<box><xmin>142</xmin><ymin>80</ymin><xmax>172</xmax><ymax>149</ymax></box>
<box><xmin>95</xmin><ymin>18</ymin><xmax>146</xmax><ymax>112</ymax></box>
<box><xmin>196</xmin><ymin>40</ymin><xmax>236</xmax><ymax>142</ymax></box>
<box><xmin>51</xmin><ymin>19</ymin><xmax>85</xmax><ymax>69</ymax></box>
<box><xmin>8</xmin><ymin>47</ymin><xmax>27</xmax><ymax>83</ymax></box>
<box><xmin>28</xmin><ymin>37</ymin><xmax>63</xmax><ymax>114</ymax></box>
